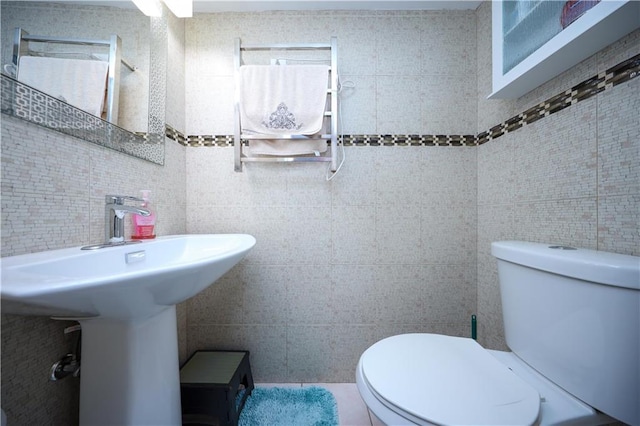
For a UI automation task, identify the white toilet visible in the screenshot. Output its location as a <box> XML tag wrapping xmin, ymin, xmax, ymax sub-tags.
<box><xmin>356</xmin><ymin>241</ymin><xmax>639</xmax><ymax>425</ymax></box>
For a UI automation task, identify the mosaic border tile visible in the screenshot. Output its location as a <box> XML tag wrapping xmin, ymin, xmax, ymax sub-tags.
<box><xmin>168</xmin><ymin>53</ymin><xmax>639</xmax><ymax>149</ymax></box>
<box><xmin>476</xmin><ymin>53</ymin><xmax>639</xmax><ymax>146</ymax></box>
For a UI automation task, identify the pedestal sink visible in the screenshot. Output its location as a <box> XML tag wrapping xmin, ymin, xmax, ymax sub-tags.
<box><xmin>1</xmin><ymin>234</ymin><xmax>256</xmax><ymax>426</ymax></box>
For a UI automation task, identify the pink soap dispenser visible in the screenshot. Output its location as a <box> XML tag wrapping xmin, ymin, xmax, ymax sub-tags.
<box><xmin>132</xmin><ymin>190</ymin><xmax>156</xmax><ymax>240</ymax></box>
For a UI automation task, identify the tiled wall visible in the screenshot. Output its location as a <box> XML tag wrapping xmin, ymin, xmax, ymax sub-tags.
<box><xmin>185</xmin><ymin>146</ymin><xmax>477</xmax><ymax>381</ymax></box>
<box><xmin>165</xmin><ymin>7</ymin><xmax>190</xmax><ymax>367</ymax></box>
<box><xmin>475</xmin><ymin>1</ymin><xmax>640</xmax><ymax>350</ymax></box>
<box><xmin>183</xmin><ymin>7</ymin><xmax>639</xmax><ymax>380</ymax></box>
<box><xmin>184</xmin><ymin>10</ymin><xmax>478</xmax><ymax>382</ymax></box>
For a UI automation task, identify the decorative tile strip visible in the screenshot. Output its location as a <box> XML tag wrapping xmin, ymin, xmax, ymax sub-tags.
<box><xmin>477</xmin><ymin>131</ymin><xmax>490</xmax><ymax>145</ymax></box>
<box><xmin>489</xmin><ymin>124</ymin><xmax>505</xmax><ymax>139</ymax></box>
<box><xmin>605</xmin><ymin>54</ymin><xmax>640</xmax><ymax>88</ymax></box>
<box><xmin>165</xmin><ymin>123</ymin><xmax>183</xmax><ymax>143</ymax></box>
<box><xmin>164</xmin><ymin>54</ymin><xmax>639</xmax><ymax>149</ymax></box>
<box><xmin>172</xmin><ymin>132</ymin><xmax>481</xmax><ymax>147</ymax></box>
<box><xmin>334</xmin><ymin>134</ymin><xmax>478</xmax><ymax>146</ymax></box>
<box><xmin>572</xmin><ymin>74</ymin><xmax>606</xmax><ymax>102</ymax></box>
<box><xmin>545</xmin><ymin>90</ymin><xmax>573</xmax><ymax>115</ymax></box>
<box><xmin>504</xmin><ymin>114</ymin><xmax>524</xmax><ymax>133</ymax></box>
<box><xmin>476</xmin><ymin>53</ymin><xmax>639</xmax><ymax>145</ymax></box>
<box><xmin>522</xmin><ymin>103</ymin><xmax>547</xmax><ymax>125</ymax></box>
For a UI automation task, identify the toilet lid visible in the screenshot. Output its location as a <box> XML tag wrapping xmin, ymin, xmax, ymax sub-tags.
<box><xmin>361</xmin><ymin>334</ymin><xmax>540</xmax><ymax>425</ymax></box>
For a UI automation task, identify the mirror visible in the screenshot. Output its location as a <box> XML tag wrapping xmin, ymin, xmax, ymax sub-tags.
<box><xmin>0</xmin><ymin>1</ymin><xmax>165</xmax><ymax>165</ymax></box>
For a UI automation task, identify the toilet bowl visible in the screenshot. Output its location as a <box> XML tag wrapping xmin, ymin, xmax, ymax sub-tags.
<box><xmin>356</xmin><ymin>241</ymin><xmax>640</xmax><ymax>426</ymax></box>
<box><xmin>357</xmin><ymin>334</ymin><xmax>614</xmax><ymax>425</ymax></box>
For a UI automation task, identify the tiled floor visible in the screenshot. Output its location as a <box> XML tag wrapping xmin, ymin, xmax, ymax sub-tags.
<box><xmin>255</xmin><ymin>383</ymin><xmax>383</xmax><ymax>426</ymax></box>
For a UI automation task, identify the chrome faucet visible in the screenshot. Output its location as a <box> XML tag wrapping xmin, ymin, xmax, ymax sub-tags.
<box><xmin>104</xmin><ymin>195</ymin><xmax>150</xmax><ymax>243</ymax></box>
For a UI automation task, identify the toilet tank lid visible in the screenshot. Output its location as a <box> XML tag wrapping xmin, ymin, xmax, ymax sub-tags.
<box><xmin>491</xmin><ymin>241</ymin><xmax>639</xmax><ymax>290</ymax></box>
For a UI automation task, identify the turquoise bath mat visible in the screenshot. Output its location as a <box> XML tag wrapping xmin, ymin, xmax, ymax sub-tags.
<box><xmin>239</xmin><ymin>386</ymin><xmax>339</xmax><ymax>426</ymax></box>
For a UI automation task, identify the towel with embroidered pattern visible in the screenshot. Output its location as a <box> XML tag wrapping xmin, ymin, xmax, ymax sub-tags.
<box><xmin>239</xmin><ymin>64</ymin><xmax>329</xmax><ymax>136</ymax></box>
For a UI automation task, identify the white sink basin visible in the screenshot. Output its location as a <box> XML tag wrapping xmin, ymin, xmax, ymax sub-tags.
<box><xmin>1</xmin><ymin>234</ymin><xmax>256</xmax><ymax>319</ymax></box>
<box><xmin>0</xmin><ymin>233</ymin><xmax>256</xmax><ymax>426</ymax></box>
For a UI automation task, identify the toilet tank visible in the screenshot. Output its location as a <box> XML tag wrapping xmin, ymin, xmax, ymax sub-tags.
<box><xmin>491</xmin><ymin>241</ymin><xmax>639</xmax><ymax>426</ymax></box>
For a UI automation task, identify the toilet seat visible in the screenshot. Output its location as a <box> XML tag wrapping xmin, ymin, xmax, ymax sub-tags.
<box><xmin>359</xmin><ymin>334</ymin><xmax>540</xmax><ymax>425</ymax></box>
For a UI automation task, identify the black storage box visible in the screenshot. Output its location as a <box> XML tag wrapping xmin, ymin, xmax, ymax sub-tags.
<box><xmin>180</xmin><ymin>350</ymin><xmax>254</xmax><ymax>426</ymax></box>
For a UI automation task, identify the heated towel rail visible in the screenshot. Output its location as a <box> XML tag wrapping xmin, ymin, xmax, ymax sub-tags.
<box><xmin>234</xmin><ymin>37</ymin><xmax>338</xmax><ymax>172</ymax></box>
<box><xmin>11</xmin><ymin>27</ymin><xmax>135</xmax><ymax>126</ymax></box>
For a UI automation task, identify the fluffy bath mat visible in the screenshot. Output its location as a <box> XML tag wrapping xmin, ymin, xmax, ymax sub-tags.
<box><xmin>239</xmin><ymin>386</ymin><xmax>339</xmax><ymax>426</ymax></box>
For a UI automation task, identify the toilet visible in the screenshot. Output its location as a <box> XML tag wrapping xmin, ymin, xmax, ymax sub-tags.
<box><xmin>356</xmin><ymin>241</ymin><xmax>639</xmax><ymax>426</ymax></box>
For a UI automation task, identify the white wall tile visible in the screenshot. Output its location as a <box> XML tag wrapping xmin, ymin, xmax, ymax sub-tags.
<box><xmin>597</xmin><ymin>78</ymin><xmax>640</xmax><ymax>198</ymax></box>
<box><xmin>512</xmin><ymin>100</ymin><xmax>597</xmax><ymax>202</ymax></box>
<box><xmin>375</xmin><ymin>146</ymin><xmax>424</xmax><ymax>206</ymax></box>
<box><xmin>330</xmin><ymin>147</ymin><xmax>377</xmax><ymax>207</ymax></box>
<box><xmin>477</xmin><ymin>136</ymin><xmax>515</xmax><ymax>206</ymax></box>
<box><xmin>286</xmin><ymin>325</ymin><xmax>335</xmax><ymax>382</ymax></box>
<box><xmin>331</xmin><ymin>205</ymin><xmax>378</xmax><ymax>264</ymax></box>
<box><xmin>421</xmin><ymin>194</ymin><xmax>477</xmax><ymax>264</ymax></box>
<box><xmin>377</xmin><ymin>204</ymin><xmax>423</xmax><ymax>264</ymax></box>
<box><xmin>338</xmin><ymin>75</ymin><xmax>377</xmax><ymax>134</ymax></box>
<box><xmin>421</xmin><ymin>74</ymin><xmax>477</xmax><ymax>134</ymax></box>
<box><xmin>376</xmin><ymin>75</ymin><xmax>423</xmax><ymax>134</ymax></box>
<box><xmin>598</xmin><ymin>194</ymin><xmax>640</xmax><ymax>256</ymax></box>
<box><xmin>376</xmin><ymin>17</ymin><xmax>422</xmax><ymax>76</ymax></box>
<box><xmin>185</xmin><ymin>75</ymin><xmax>235</xmax><ymax>135</ymax></box>
<box><xmin>287</xmin><ymin>265</ymin><xmax>334</xmax><ymax>324</ymax></box>
<box><xmin>422</xmin><ymin>12</ymin><xmax>477</xmax><ymax>77</ymax></box>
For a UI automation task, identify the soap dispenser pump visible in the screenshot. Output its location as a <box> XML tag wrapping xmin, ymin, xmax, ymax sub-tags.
<box><xmin>132</xmin><ymin>190</ymin><xmax>156</xmax><ymax>239</ymax></box>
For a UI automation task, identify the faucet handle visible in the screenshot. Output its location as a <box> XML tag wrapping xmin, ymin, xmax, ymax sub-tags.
<box><xmin>105</xmin><ymin>195</ymin><xmax>144</xmax><ymax>205</ymax></box>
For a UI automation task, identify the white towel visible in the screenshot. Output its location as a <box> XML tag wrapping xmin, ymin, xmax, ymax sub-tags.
<box><xmin>239</xmin><ymin>65</ymin><xmax>329</xmax><ymax>136</ymax></box>
<box><xmin>17</xmin><ymin>56</ymin><xmax>109</xmax><ymax>117</ymax></box>
<box><xmin>248</xmin><ymin>139</ymin><xmax>328</xmax><ymax>156</ymax></box>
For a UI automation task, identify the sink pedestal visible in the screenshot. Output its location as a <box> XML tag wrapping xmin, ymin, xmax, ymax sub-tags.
<box><xmin>77</xmin><ymin>306</ymin><xmax>181</xmax><ymax>426</ymax></box>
